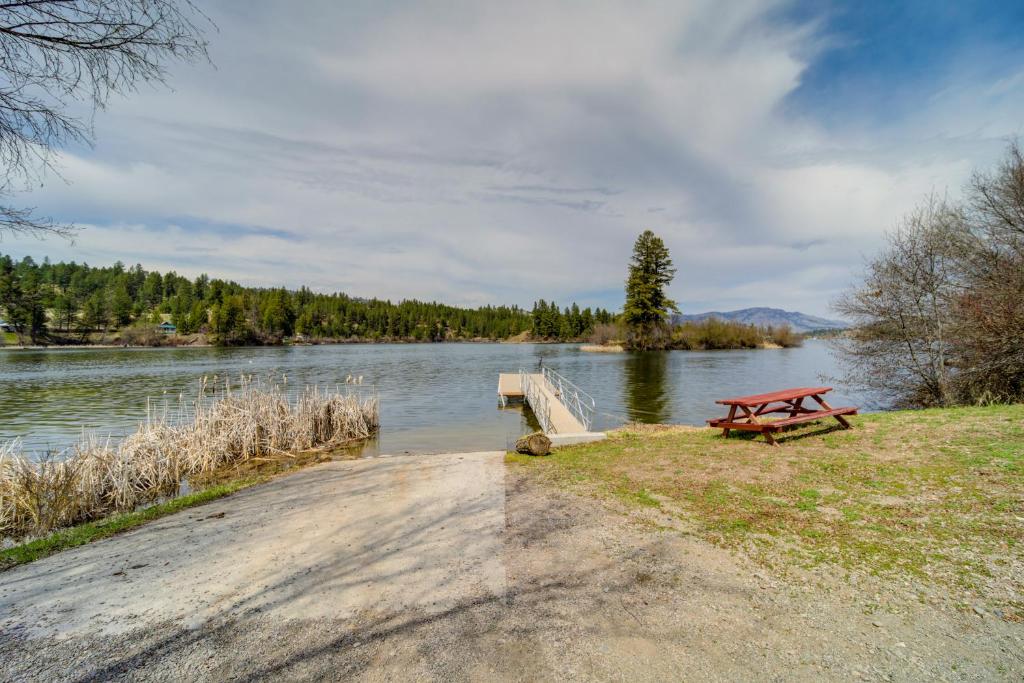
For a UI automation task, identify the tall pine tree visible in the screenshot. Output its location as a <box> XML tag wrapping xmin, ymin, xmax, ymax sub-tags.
<box><xmin>623</xmin><ymin>230</ymin><xmax>678</xmax><ymax>350</ymax></box>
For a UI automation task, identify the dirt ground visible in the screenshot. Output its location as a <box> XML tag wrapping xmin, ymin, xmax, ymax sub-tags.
<box><xmin>0</xmin><ymin>451</ymin><xmax>1021</xmax><ymax>681</ymax></box>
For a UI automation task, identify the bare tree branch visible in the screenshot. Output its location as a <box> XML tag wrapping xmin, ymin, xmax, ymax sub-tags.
<box><xmin>832</xmin><ymin>196</ymin><xmax>967</xmax><ymax>408</ymax></box>
<box><xmin>834</xmin><ymin>141</ymin><xmax>1024</xmax><ymax>407</ymax></box>
<box><xmin>0</xmin><ymin>0</ymin><xmax>211</xmax><ymax>238</ymax></box>
<box><xmin>0</xmin><ymin>202</ymin><xmax>75</xmax><ymax>238</ymax></box>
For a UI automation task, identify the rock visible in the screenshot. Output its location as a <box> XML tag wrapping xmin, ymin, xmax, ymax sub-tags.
<box><xmin>516</xmin><ymin>432</ymin><xmax>552</xmax><ymax>456</ymax></box>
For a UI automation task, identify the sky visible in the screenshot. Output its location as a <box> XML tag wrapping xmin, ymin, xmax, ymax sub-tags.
<box><xmin>3</xmin><ymin>0</ymin><xmax>1024</xmax><ymax>317</ymax></box>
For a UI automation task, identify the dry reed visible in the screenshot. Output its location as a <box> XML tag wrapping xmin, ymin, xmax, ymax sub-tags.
<box><xmin>0</xmin><ymin>379</ymin><xmax>379</xmax><ymax>540</ymax></box>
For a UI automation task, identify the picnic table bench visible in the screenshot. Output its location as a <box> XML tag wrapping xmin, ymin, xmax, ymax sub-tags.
<box><xmin>707</xmin><ymin>387</ymin><xmax>857</xmax><ymax>446</ymax></box>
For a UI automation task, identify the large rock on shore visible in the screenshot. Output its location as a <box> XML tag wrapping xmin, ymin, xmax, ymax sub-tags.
<box><xmin>515</xmin><ymin>432</ymin><xmax>552</xmax><ymax>456</ymax></box>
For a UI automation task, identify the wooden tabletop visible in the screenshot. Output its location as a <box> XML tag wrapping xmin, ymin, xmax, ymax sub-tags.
<box><xmin>716</xmin><ymin>386</ymin><xmax>833</xmax><ymax>407</ymax></box>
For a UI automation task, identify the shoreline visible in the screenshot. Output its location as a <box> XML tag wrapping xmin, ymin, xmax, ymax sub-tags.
<box><xmin>1</xmin><ymin>338</ymin><xmax>806</xmax><ymax>352</ymax></box>
<box><xmin>0</xmin><ymin>337</ymin><xmax>571</xmax><ymax>351</ymax></box>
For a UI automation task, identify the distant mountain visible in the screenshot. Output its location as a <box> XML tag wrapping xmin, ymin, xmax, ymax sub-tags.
<box><xmin>674</xmin><ymin>307</ymin><xmax>849</xmax><ymax>333</ymax></box>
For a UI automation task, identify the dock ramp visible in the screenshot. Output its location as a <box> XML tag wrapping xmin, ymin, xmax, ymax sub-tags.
<box><xmin>498</xmin><ymin>368</ymin><xmax>606</xmax><ymax>446</ymax></box>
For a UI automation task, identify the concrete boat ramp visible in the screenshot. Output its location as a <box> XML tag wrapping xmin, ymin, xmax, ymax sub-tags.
<box><xmin>498</xmin><ymin>368</ymin><xmax>607</xmax><ymax>446</ymax></box>
<box><xmin>0</xmin><ymin>452</ymin><xmax>507</xmax><ymax>640</ymax></box>
<box><xmin>0</xmin><ymin>366</ymin><xmax>603</xmax><ymax>648</ymax></box>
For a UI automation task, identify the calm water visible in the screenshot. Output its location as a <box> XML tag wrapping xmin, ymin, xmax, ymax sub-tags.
<box><xmin>0</xmin><ymin>340</ymin><xmax>872</xmax><ymax>454</ymax></box>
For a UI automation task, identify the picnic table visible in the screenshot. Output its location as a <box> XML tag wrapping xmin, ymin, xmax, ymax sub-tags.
<box><xmin>707</xmin><ymin>386</ymin><xmax>857</xmax><ymax>446</ymax></box>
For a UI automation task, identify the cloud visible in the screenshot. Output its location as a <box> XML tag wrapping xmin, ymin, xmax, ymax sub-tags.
<box><xmin>4</xmin><ymin>0</ymin><xmax>1023</xmax><ymax>316</ymax></box>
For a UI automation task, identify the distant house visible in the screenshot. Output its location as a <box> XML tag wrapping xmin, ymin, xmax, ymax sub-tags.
<box><xmin>158</xmin><ymin>321</ymin><xmax>177</xmax><ymax>334</ymax></box>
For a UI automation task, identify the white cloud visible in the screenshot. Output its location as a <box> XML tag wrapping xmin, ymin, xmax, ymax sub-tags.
<box><xmin>4</xmin><ymin>0</ymin><xmax>1023</xmax><ymax>317</ymax></box>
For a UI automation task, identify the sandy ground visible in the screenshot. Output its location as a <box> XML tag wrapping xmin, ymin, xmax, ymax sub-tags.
<box><xmin>1</xmin><ymin>452</ymin><xmax>1021</xmax><ymax>681</ymax></box>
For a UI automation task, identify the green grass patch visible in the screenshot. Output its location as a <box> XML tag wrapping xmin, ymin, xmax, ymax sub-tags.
<box><xmin>1</xmin><ymin>477</ymin><xmax>262</xmax><ymax>571</ymax></box>
<box><xmin>796</xmin><ymin>488</ymin><xmax>820</xmax><ymax>511</ymax></box>
<box><xmin>508</xmin><ymin>405</ymin><xmax>1024</xmax><ymax>591</ymax></box>
<box><xmin>617</xmin><ymin>486</ymin><xmax>661</xmax><ymax>508</ymax></box>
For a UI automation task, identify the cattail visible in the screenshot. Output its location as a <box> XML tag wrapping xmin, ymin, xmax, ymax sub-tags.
<box><xmin>0</xmin><ymin>378</ymin><xmax>379</xmax><ymax>541</ymax></box>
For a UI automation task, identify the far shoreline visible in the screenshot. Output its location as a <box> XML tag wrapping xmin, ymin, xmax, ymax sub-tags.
<box><xmin>0</xmin><ymin>337</ymin><xmax>550</xmax><ymax>351</ymax></box>
<box><xmin>0</xmin><ymin>338</ymin><xmax>816</xmax><ymax>353</ymax></box>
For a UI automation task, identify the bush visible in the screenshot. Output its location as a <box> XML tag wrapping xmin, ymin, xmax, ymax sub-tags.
<box><xmin>119</xmin><ymin>324</ymin><xmax>164</xmax><ymax>346</ymax></box>
<box><xmin>669</xmin><ymin>319</ymin><xmax>798</xmax><ymax>350</ymax></box>
<box><xmin>765</xmin><ymin>324</ymin><xmax>802</xmax><ymax>348</ymax></box>
<box><xmin>589</xmin><ymin>322</ymin><xmax>624</xmax><ymax>345</ymax></box>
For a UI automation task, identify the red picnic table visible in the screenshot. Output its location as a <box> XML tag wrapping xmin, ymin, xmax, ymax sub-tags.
<box><xmin>707</xmin><ymin>387</ymin><xmax>857</xmax><ymax>446</ymax></box>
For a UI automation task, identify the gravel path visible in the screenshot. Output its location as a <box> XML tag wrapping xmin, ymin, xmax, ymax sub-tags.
<box><xmin>1</xmin><ymin>452</ymin><xmax>1021</xmax><ymax>681</ymax></box>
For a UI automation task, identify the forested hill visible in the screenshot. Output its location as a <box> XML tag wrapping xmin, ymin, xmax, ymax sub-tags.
<box><xmin>0</xmin><ymin>254</ymin><xmax>614</xmax><ymax>345</ymax></box>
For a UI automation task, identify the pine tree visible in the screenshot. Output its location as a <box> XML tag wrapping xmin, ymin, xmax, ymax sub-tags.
<box><xmin>623</xmin><ymin>230</ymin><xmax>678</xmax><ymax>350</ymax></box>
<box><xmin>110</xmin><ymin>282</ymin><xmax>134</xmax><ymax>327</ymax></box>
<box><xmin>0</xmin><ymin>251</ymin><xmax>604</xmax><ymax>345</ymax></box>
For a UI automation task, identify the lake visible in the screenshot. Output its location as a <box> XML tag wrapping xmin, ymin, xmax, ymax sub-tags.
<box><xmin>0</xmin><ymin>340</ymin><xmax>874</xmax><ymax>455</ymax></box>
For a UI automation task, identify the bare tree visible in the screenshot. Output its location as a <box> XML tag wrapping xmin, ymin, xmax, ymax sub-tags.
<box><xmin>835</xmin><ymin>141</ymin><xmax>1024</xmax><ymax>408</ymax></box>
<box><xmin>953</xmin><ymin>140</ymin><xmax>1024</xmax><ymax>402</ymax></box>
<box><xmin>0</xmin><ymin>0</ymin><xmax>210</xmax><ymax>238</ymax></box>
<box><xmin>968</xmin><ymin>139</ymin><xmax>1024</xmax><ymax>250</ymax></box>
<box><xmin>832</xmin><ymin>197</ymin><xmax>967</xmax><ymax>407</ymax></box>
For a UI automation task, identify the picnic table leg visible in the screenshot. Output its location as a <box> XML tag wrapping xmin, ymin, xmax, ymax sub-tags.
<box><xmin>811</xmin><ymin>394</ymin><xmax>852</xmax><ymax>429</ymax></box>
<box><xmin>749</xmin><ymin>403</ymin><xmax>780</xmax><ymax>445</ymax></box>
<box><xmin>721</xmin><ymin>404</ymin><xmax>737</xmax><ymax>437</ymax></box>
<box><xmin>791</xmin><ymin>397</ymin><xmax>805</xmax><ymax>416</ymax></box>
<box><xmin>738</xmin><ymin>405</ymin><xmax>758</xmax><ymax>426</ymax></box>
<box><xmin>741</xmin><ymin>404</ymin><xmax>779</xmax><ymax>445</ymax></box>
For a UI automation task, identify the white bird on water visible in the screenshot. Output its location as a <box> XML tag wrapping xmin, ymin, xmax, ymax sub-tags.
<box><xmin>357</xmin><ymin>376</ymin><xmax>363</xmax><ymax>385</ymax></box>
<box><xmin>345</xmin><ymin>375</ymin><xmax>353</xmax><ymax>384</ymax></box>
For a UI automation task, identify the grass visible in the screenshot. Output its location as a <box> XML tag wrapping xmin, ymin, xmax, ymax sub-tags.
<box><xmin>0</xmin><ymin>477</ymin><xmax>260</xmax><ymax>570</ymax></box>
<box><xmin>508</xmin><ymin>405</ymin><xmax>1024</xmax><ymax>597</ymax></box>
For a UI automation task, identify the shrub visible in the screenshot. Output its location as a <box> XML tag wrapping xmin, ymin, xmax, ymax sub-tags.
<box><xmin>119</xmin><ymin>324</ymin><xmax>164</xmax><ymax>346</ymax></box>
<box><xmin>669</xmin><ymin>319</ymin><xmax>797</xmax><ymax>350</ymax></box>
<box><xmin>589</xmin><ymin>322</ymin><xmax>624</xmax><ymax>345</ymax></box>
<box><xmin>765</xmin><ymin>324</ymin><xmax>802</xmax><ymax>348</ymax></box>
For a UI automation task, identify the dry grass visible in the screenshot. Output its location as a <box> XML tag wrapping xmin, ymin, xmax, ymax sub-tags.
<box><xmin>509</xmin><ymin>405</ymin><xmax>1024</xmax><ymax>604</ymax></box>
<box><xmin>0</xmin><ymin>378</ymin><xmax>379</xmax><ymax>540</ymax></box>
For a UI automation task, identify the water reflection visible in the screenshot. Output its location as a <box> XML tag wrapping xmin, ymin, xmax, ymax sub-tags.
<box><xmin>622</xmin><ymin>351</ymin><xmax>671</xmax><ymax>424</ymax></box>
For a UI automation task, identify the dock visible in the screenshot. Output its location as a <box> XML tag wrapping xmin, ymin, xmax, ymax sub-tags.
<box><xmin>498</xmin><ymin>368</ymin><xmax>607</xmax><ymax>446</ymax></box>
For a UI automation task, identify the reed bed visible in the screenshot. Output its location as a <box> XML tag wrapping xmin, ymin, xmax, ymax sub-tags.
<box><xmin>0</xmin><ymin>379</ymin><xmax>379</xmax><ymax>541</ymax></box>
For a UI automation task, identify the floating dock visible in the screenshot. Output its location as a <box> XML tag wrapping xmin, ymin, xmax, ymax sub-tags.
<box><xmin>498</xmin><ymin>368</ymin><xmax>607</xmax><ymax>446</ymax></box>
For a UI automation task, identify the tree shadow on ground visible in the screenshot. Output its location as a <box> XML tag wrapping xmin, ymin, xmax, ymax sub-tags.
<box><xmin>2</xmin><ymin>465</ymin><xmax>764</xmax><ymax>682</ymax></box>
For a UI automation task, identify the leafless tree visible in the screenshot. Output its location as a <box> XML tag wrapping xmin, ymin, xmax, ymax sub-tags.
<box><xmin>835</xmin><ymin>141</ymin><xmax>1024</xmax><ymax>408</ymax></box>
<box><xmin>832</xmin><ymin>197</ymin><xmax>968</xmax><ymax>407</ymax></box>
<box><xmin>953</xmin><ymin>140</ymin><xmax>1024</xmax><ymax>402</ymax></box>
<box><xmin>968</xmin><ymin>140</ymin><xmax>1024</xmax><ymax>250</ymax></box>
<box><xmin>0</xmin><ymin>0</ymin><xmax>210</xmax><ymax>238</ymax></box>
